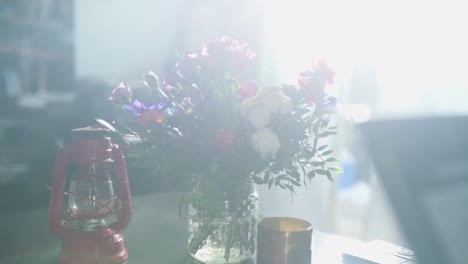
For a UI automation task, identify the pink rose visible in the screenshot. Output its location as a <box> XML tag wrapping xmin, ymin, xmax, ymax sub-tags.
<box><xmin>202</xmin><ymin>36</ymin><xmax>256</xmax><ymax>73</ymax></box>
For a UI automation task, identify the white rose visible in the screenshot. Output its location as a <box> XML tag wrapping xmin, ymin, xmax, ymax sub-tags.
<box><xmin>250</xmin><ymin>127</ymin><xmax>281</xmax><ymax>158</ymax></box>
<box><xmin>262</xmin><ymin>91</ymin><xmax>286</xmax><ymax>113</ymax></box>
<box><xmin>256</xmin><ymin>85</ymin><xmax>283</xmax><ymax>97</ymax></box>
<box><xmin>239</xmin><ymin>97</ymin><xmax>257</xmax><ymax>116</ymax></box>
<box><xmin>248</xmin><ymin>106</ymin><xmax>270</xmax><ymax>129</ymax></box>
<box><xmin>255</xmin><ymin>85</ymin><xmax>292</xmax><ymax>114</ymax></box>
<box><xmin>278</xmin><ymin>96</ymin><xmax>293</xmax><ymax>114</ymax></box>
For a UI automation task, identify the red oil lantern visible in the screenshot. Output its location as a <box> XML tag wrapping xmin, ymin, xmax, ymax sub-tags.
<box><xmin>49</xmin><ymin>126</ymin><xmax>132</xmax><ymax>264</ymax></box>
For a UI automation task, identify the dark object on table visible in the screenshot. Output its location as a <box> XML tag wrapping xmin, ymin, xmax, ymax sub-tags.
<box><xmin>360</xmin><ymin>116</ymin><xmax>468</xmax><ymax>264</ymax></box>
<box><xmin>257</xmin><ymin>217</ymin><xmax>313</xmax><ymax>264</ymax></box>
<box><xmin>342</xmin><ymin>240</ymin><xmax>418</xmax><ymax>263</ymax></box>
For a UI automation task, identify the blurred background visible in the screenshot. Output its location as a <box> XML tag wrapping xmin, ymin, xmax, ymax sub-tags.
<box><xmin>1</xmin><ymin>0</ymin><xmax>468</xmax><ymax>249</ymax></box>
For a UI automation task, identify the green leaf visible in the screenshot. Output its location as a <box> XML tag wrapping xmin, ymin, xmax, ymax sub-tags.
<box><xmin>286</xmin><ymin>185</ymin><xmax>295</xmax><ymax>192</ymax></box>
<box><xmin>277</xmin><ymin>174</ymin><xmax>288</xmax><ymax>179</ymax></box>
<box><xmin>303</xmin><ymin>147</ymin><xmax>314</xmax><ymax>156</ymax></box>
<box><xmin>317</xmin><ymin>145</ymin><xmax>328</xmax><ymax>151</ymax></box>
<box><xmin>321</xmin><ymin>150</ymin><xmax>333</xmax><ymax>156</ymax></box>
<box><xmin>290</xmin><ymin>179</ymin><xmax>301</xmax><ymax>186</ymax></box>
<box><xmin>328</xmin><ymin>126</ymin><xmax>338</xmax><ymax>130</ymax></box>
<box><xmin>268</xmin><ymin>178</ymin><xmax>274</xmax><ymax>189</ymax></box>
<box><xmin>289</xmin><ymin>169</ymin><xmax>300</xmax><ymax>180</ymax></box>
<box><xmin>326</xmin><ymin>157</ymin><xmax>341</xmax><ymax>163</ymax></box>
<box><xmin>263</xmin><ymin>171</ymin><xmax>270</xmax><ymax>183</ymax></box>
<box><xmin>313</xmin><ymin>120</ymin><xmax>322</xmax><ymax>131</ymax></box>
<box><xmin>253</xmin><ymin>176</ymin><xmax>263</xmax><ymax>184</ymax></box>
<box><xmin>310</xmin><ymin>161</ymin><xmax>324</xmax><ymax>166</ymax></box>
<box><xmin>127</xmin><ymin>153</ymin><xmax>144</xmax><ymax>159</ymax></box>
<box><xmin>329</xmin><ymin>167</ymin><xmax>344</xmax><ymax>173</ymax></box>
<box><xmin>326</xmin><ymin>170</ymin><xmax>334</xmax><ymax>181</ymax></box>
<box><xmin>307</xmin><ymin>170</ymin><xmax>316</xmax><ymax>179</ymax></box>
<box><xmin>315</xmin><ymin>169</ymin><xmax>328</xmax><ymax>175</ymax></box>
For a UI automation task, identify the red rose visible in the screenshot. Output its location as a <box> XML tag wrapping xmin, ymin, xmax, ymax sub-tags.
<box><xmin>138</xmin><ymin>110</ymin><xmax>165</xmax><ymax>128</ymax></box>
<box><xmin>237</xmin><ymin>81</ymin><xmax>259</xmax><ymax>101</ymax></box>
<box><xmin>214</xmin><ymin>129</ymin><xmax>236</xmax><ymax>153</ymax></box>
<box><xmin>298</xmin><ymin>74</ymin><xmax>322</xmax><ymax>104</ymax></box>
<box><xmin>313</xmin><ymin>59</ymin><xmax>335</xmax><ymax>86</ymax></box>
<box><xmin>298</xmin><ymin>60</ymin><xmax>334</xmax><ymax>104</ymax></box>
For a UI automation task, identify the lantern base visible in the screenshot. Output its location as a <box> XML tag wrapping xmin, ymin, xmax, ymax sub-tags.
<box><xmin>59</xmin><ymin>231</ymin><xmax>128</xmax><ymax>264</ymax></box>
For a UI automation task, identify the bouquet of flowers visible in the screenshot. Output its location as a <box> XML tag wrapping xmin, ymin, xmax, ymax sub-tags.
<box><xmin>106</xmin><ymin>36</ymin><xmax>341</xmax><ymax>263</ymax></box>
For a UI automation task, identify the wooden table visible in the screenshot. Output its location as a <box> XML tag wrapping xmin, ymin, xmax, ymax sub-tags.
<box><xmin>0</xmin><ymin>192</ymin><xmax>364</xmax><ymax>264</ymax></box>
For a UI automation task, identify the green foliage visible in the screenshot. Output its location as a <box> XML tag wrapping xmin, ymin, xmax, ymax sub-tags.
<box><xmin>105</xmin><ymin>37</ymin><xmax>344</xmax><ymax>196</ymax></box>
<box><xmin>185</xmin><ymin>175</ymin><xmax>257</xmax><ymax>261</ymax></box>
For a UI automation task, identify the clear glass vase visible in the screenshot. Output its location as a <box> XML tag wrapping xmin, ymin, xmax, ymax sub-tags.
<box><xmin>187</xmin><ymin>183</ymin><xmax>258</xmax><ymax>264</ymax></box>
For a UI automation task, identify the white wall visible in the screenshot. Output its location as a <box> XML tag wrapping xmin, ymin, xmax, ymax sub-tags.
<box><xmin>75</xmin><ymin>0</ymin><xmax>263</xmax><ymax>83</ymax></box>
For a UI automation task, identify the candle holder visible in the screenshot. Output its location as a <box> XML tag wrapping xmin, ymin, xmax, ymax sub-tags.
<box><xmin>257</xmin><ymin>217</ymin><xmax>313</xmax><ymax>264</ymax></box>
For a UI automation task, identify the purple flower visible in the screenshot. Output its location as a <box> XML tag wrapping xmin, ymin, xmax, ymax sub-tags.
<box><xmin>319</xmin><ymin>96</ymin><xmax>338</xmax><ymax>122</ymax></box>
<box><xmin>109</xmin><ymin>82</ymin><xmax>132</xmax><ymax>104</ymax></box>
<box><xmin>322</xmin><ymin>96</ymin><xmax>337</xmax><ymax>112</ymax></box>
<box><xmin>124</xmin><ymin>99</ymin><xmax>170</xmax><ymax>117</ymax></box>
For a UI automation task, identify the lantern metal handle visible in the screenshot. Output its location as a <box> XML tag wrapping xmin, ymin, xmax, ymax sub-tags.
<box><xmin>109</xmin><ymin>145</ymin><xmax>133</xmax><ymax>232</ymax></box>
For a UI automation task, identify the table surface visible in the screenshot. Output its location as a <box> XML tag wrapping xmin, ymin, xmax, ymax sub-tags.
<box><xmin>0</xmin><ymin>192</ymin><xmax>364</xmax><ymax>264</ymax></box>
